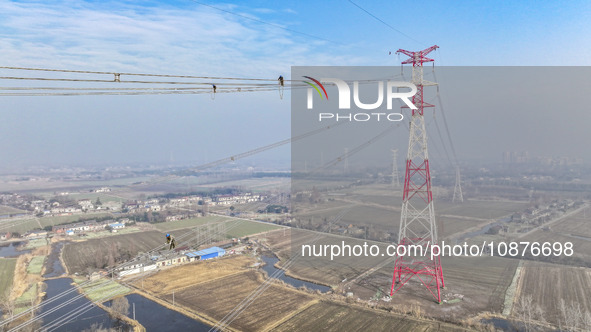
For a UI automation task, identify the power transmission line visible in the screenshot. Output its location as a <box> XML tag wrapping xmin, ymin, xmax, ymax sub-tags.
<box><xmin>347</xmin><ymin>0</ymin><xmax>424</xmax><ymax>45</ymax></box>
<box><xmin>188</xmin><ymin>1</ymin><xmax>343</xmax><ymax>45</ymax></box>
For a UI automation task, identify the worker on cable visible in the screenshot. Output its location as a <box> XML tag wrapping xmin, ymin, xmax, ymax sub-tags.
<box><xmin>165</xmin><ymin>233</ymin><xmax>176</xmax><ymax>250</ymax></box>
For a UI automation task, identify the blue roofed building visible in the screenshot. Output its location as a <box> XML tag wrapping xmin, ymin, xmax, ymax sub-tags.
<box><xmin>185</xmin><ymin>246</ymin><xmax>225</xmax><ymax>261</ymax></box>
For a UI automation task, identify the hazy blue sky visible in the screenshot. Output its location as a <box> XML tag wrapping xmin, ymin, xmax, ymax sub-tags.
<box><xmin>0</xmin><ymin>0</ymin><xmax>590</xmax><ymax>170</ymax></box>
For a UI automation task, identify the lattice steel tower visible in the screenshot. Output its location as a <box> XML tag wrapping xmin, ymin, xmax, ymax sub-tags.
<box><xmin>391</xmin><ymin>45</ymin><xmax>445</xmax><ymax>303</ymax></box>
<box><xmin>391</xmin><ymin>149</ymin><xmax>400</xmax><ymax>188</ymax></box>
<box><xmin>453</xmin><ymin>166</ymin><xmax>464</xmax><ymax>203</ymax></box>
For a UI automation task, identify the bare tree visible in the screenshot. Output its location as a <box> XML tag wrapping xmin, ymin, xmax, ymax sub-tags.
<box><xmin>584</xmin><ymin>311</ymin><xmax>591</xmax><ymax>331</ymax></box>
<box><xmin>514</xmin><ymin>295</ymin><xmax>545</xmax><ymax>332</ymax></box>
<box><xmin>0</xmin><ymin>289</ymin><xmax>15</xmax><ymax>321</ymax></box>
<box><xmin>559</xmin><ymin>299</ymin><xmax>587</xmax><ymax>332</ymax></box>
<box><xmin>111</xmin><ymin>297</ymin><xmax>130</xmax><ymax>319</ymax></box>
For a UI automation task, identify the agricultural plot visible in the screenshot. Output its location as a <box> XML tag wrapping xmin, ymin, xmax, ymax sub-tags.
<box><xmin>0</xmin><ymin>218</ymin><xmax>39</xmax><ymax>234</ymax></box>
<box><xmin>437</xmin><ymin>216</ymin><xmax>491</xmax><ymax>240</ymax></box>
<box><xmin>0</xmin><ymin>205</ymin><xmax>26</xmax><ymax>215</ymax></box>
<box><xmin>272</xmin><ymin>301</ymin><xmax>468</xmax><ymax>332</ymax></box>
<box><xmin>73</xmin><ymin>278</ymin><xmax>130</xmax><ymax>302</ymax></box>
<box><xmin>516</xmin><ymin>261</ymin><xmax>591</xmax><ymax>326</ymax></box>
<box><xmin>26</xmin><ymin>255</ymin><xmax>46</xmax><ymax>275</ymax></box>
<box><xmin>198</xmin><ymin>177</ymin><xmax>289</xmax><ymax>192</ymax></box>
<box><xmin>14</xmin><ymin>283</ymin><xmax>38</xmax><ymax>314</ymax></box>
<box><xmin>23</xmin><ymin>238</ymin><xmax>48</xmax><ymax>250</ymax></box>
<box><xmin>435</xmin><ymin>200</ymin><xmax>529</xmax><ymax>220</ymax></box>
<box><xmin>16</xmin><ymin>283</ymin><xmax>37</xmax><ymax>303</ymax></box>
<box><xmin>82</xmin><ymin>226</ymin><xmax>142</xmax><ymax>239</ymax></box>
<box><xmin>164</xmin><ymin>270</ymin><xmax>315</xmax><ymax>332</ymax></box>
<box><xmin>521</xmin><ymin>229</ymin><xmax>591</xmax><ymax>266</ymax></box>
<box><xmin>223</xmin><ymin>219</ymin><xmax>281</xmax><ymax>238</ymax></box>
<box><xmin>0</xmin><ymin>258</ymin><xmax>17</xmax><ymax>295</ymax></box>
<box><xmin>135</xmin><ymin>255</ymin><xmax>255</xmax><ymax>294</ymax></box>
<box><xmin>40</xmin><ymin>212</ymin><xmax>112</xmax><ymax>227</ymax></box>
<box><xmin>63</xmin><ymin>231</ymin><xmax>164</xmax><ymax>274</ymax></box>
<box><xmin>266</xmin><ymin>226</ymin><xmax>519</xmax><ymax>318</ymax></box>
<box><xmin>341</xmin><ymin>194</ymin><xmax>399</xmax><ymax>208</ymax></box>
<box><xmin>541</xmin><ymin>208</ymin><xmax>591</xmax><ymax>238</ymax></box>
<box><xmin>0</xmin><ymin>212</ymin><xmax>113</xmax><ymax>234</ymax></box>
<box><xmin>349</xmin><ymin>255</ymin><xmax>520</xmax><ymax>319</ymax></box>
<box><xmin>153</xmin><ymin>216</ymin><xmax>230</xmax><ymax>232</ymax></box>
<box><xmin>292</xmin><ymin>178</ymin><xmax>355</xmax><ymax>193</ymax></box>
<box><xmin>62</xmin><ymin>220</ymin><xmax>277</xmax><ymax>275</ymax></box>
<box><xmin>296</xmin><ymin>204</ymin><xmax>399</xmax><ymax>230</ymax></box>
<box><xmin>68</xmin><ymin>192</ymin><xmax>124</xmax><ymax>203</ymax></box>
<box><xmin>155</xmin><ymin>216</ymin><xmax>281</xmax><ymax>238</ymax></box>
<box><xmin>265</xmin><ymin>228</ymin><xmax>393</xmax><ymax>287</ymax></box>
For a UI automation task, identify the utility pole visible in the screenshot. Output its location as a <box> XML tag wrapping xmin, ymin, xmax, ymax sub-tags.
<box><xmin>391</xmin><ymin>45</ymin><xmax>445</xmax><ymax>304</ymax></box>
<box><xmin>172</xmin><ymin>290</ymin><xmax>175</xmax><ymax>306</ymax></box>
<box><xmin>133</xmin><ymin>302</ymin><xmax>136</xmax><ymax>320</ymax></box>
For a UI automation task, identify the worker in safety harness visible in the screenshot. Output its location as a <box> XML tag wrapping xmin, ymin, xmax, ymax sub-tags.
<box><xmin>165</xmin><ymin>233</ymin><xmax>176</xmax><ymax>250</ymax></box>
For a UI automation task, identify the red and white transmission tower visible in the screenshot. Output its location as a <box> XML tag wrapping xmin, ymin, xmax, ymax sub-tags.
<box><xmin>391</xmin><ymin>45</ymin><xmax>445</xmax><ymax>303</ymax></box>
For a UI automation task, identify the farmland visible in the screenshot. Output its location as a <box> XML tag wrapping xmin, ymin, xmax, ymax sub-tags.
<box><xmin>292</xmin><ymin>180</ymin><xmax>529</xmax><ymax>246</ymax></box>
<box><xmin>263</xmin><ymin>228</ymin><xmax>520</xmax><ymax>319</ymax></box>
<box><xmin>0</xmin><ymin>258</ymin><xmax>17</xmax><ymax>295</ymax></box>
<box><xmin>153</xmin><ymin>216</ymin><xmax>230</xmax><ymax>232</ymax></box>
<box><xmin>133</xmin><ymin>255</ymin><xmax>256</xmax><ymax>294</ymax></box>
<box><xmin>272</xmin><ymin>301</ymin><xmax>469</xmax><ymax>332</ymax></box>
<box><xmin>518</xmin><ymin>208</ymin><xmax>591</xmax><ymax>266</ymax></box>
<box><xmin>265</xmin><ymin>228</ymin><xmax>396</xmax><ymax>286</ymax></box>
<box><xmin>197</xmin><ymin>177</ymin><xmax>290</xmax><ymax>192</ymax></box>
<box><xmin>22</xmin><ymin>238</ymin><xmax>48</xmax><ymax>250</ymax></box>
<box><xmin>437</xmin><ymin>216</ymin><xmax>489</xmax><ymax>240</ymax></box>
<box><xmin>296</xmin><ymin>181</ymin><xmax>528</xmax><ymax>221</ymax></box>
<box><xmin>295</xmin><ymin>204</ymin><xmax>399</xmax><ymax>235</ymax></box>
<box><xmin>68</xmin><ymin>192</ymin><xmax>125</xmax><ymax>203</ymax></box>
<box><xmin>162</xmin><ymin>270</ymin><xmax>315</xmax><ymax>331</ymax></box>
<box><xmin>62</xmin><ymin>216</ymin><xmax>281</xmax><ymax>275</ymax></box>
<box><xmin>515</xmin><ymin>261</ymin><xmax>591</xmax><ymax>326</ymax></box>
<box><xmin>435</xmin><ymin>200</ymin><xmax>529</xmax><ymax>220</ymax></box>
<box><xmin>223</xmin><ymin>218</ymin><xmax>282</xmax><ymax>237</ymax></box>
<box><xmin>62</xmin><ymin>231</ymin><xmax>164</xmax><ymax>274</ymax></box>
<box><xmin>0</xmin><ymin>212</ymin><xmax>113</xmax><ymax>234</ymax></box>
<box><xmin>26</xmin><ymin>255</ymin><xmax>45</xmax><ymax>274</ymax></box>
<box><xmin>155</xmin><ymin>216</ymin><xmax>282</xmax><ymax>238</ymax></box>
<box><xmin>336</xmin><ymin>255</ymin><xmax>520</xmax><ymax>319</ymax></box>
<box><xmin>0</xmin><ymin>205</ymin><xmax>26</xmax><ymax>215</ymax></box>
<box><xmin>73</xmin><ymin>278</ymin><xmax>130</xmax><ymax>302</ymax></box>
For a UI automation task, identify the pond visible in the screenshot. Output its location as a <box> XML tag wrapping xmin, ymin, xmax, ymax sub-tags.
<box><xmin>0</xmin><ymin>241</ymin><xmax>30</xmax><ymax>258</ymax></box>
<box><xmin>261</xmin><ymin>255</ymin><xmax>331</xmax><ymax>293</ymax></box>
<box><xmin>107</xmin><ymin>293</ymin><xmax>213</xmax><ymax>331</ymax></box>
<box><xmin>39</xmin><ymin>278</ymin><xmax>116</xmax><ymax>331</ymax></box>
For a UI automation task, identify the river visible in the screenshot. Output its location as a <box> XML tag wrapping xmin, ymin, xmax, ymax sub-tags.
<box><xmin>261</xmin><ymin>255</ymin><xmax>331</xmax><ymax>292</ymax></box>
<box><xmin>43</xmin><ymin>242</ymin><xmax>66</xmax><ymax>278</ymax></box>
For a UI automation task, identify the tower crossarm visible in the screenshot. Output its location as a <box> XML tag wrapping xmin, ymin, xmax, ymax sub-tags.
<box><xmin>396</xmin><ymin>45</ymin><xmax>439</xmax><ymax>65</ymax></box>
